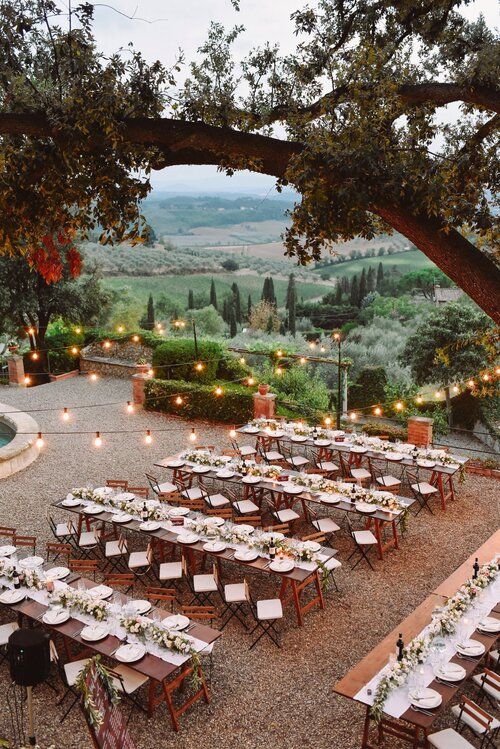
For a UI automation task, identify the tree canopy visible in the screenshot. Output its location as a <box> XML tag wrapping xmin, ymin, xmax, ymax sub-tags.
<box><xmin>0</xmin><ymin>0</ymin><xmax>498</xmax><ymax>319</ymax></box>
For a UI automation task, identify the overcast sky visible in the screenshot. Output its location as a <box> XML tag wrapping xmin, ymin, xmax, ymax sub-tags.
<box><xmin>78</xmin><ymin>0</ymin><xmax>497</xmax><ymax>195</ymax></box>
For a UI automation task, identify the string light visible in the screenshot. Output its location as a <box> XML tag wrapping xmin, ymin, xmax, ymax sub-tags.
<box><xmin>126</xmin><ymin>401</ymin><xmax>134</xmax><ymax>413</ymax></box>
<box><xmin>27</xmin><ymin>327</ymin><xmax>35</xmax><ymax>335</ymax></box>
<box><xmin>496</xmin><ymin>367</ymin><xmax>500</xmax><ymax>376</ymax></box>
<box><xmin>94</xmin><ymin>432</ymin><xmax>102</xmax><ymax>448</ymax></box>
<box><xmin>70</xmin><ymin>346</ymin><xmax>79</xmax><ymax>355</ymax></box>
<box><xmin>75</xmin><ymin>327</ymin><xmax>82</xmax><ymax>334</ymax></box>
<box><xmin>189</xmin><ymin>428</ymin><xmax>197</xmax><ymax>442</ymax></box>
<box><xmin>275</xmin><ymin>366</ymin><xmax>283</xmax><ymax>375</ymax></box>
<box><xmin>452</xmin><ymin>385</ymin><xmax>460</xmax><ymax>394</ymax></box>
<box><xmin>144</xmin><ymin>429</ymin><xmax>153</xmax><ymax>445</ymax></box>
<box><xmin>373</xmin><ymin>406</ymin><xmax>382</xmax><ymax>416</ymax></box>
<box><xmin>395</xmin><ymin>401</ymin><xmax>404</xmax><ymax>411</ymax></box>
<box><xmin>195</xmin><ymin>362</ymin><xmax>204</xmax><ymax>372</ymax></box>
<box><xmin>132</xmin><ymin>335</ymin><xmax>140</xmax><ymax>343</ymax></box>
<box><xmin>300</xmin><ymin>357</ymin><xmax>307</xmax><ymax>364</ymax></box>
<box><xmin>349</xmin><ymin>411</ymin><xmax>358</xmax><ymax>421</ymax></box>
<box><xmin>239</xmin><ymin>357</ymin><xmax>246</xmax><ymax>365</ymax></box>
<box><xmin>247</xmin><ymin>376</ymin><xmax>255</xmax><ymax>386</ymax></box>
<box><xmin>320</xmin><ymin>346</ymin><xmax>326</xmax><ymax>353</ymax></box>
<box><xmin>89</xmin><ymin>372</ymin><xmax>98</xmax><ymax>382</ymax></box>
<box><xmin>31</xmin><ymin>351</ymin><xmax>39</xmax><ymax>360</ymax></box>
<box><xmin>175</xmin><ymin>396</ymin><xmax>183</xmax><ymax>406</ymax></box>
<box><xmin>148</xmin><ymin>368</ymin><xmax>154</xmax><ymax>377</ymax></box>
<box><xmin>62</xmin><ymin>407</ymin><xmax>70</xmax><ymax>422</ymax></box>
<box><xmin>215</xmin><ymin>386</ymin><xmax>223</xmax><ymax>396</ymax></box>
<box><xmin>324</xmin><ymin>416</ymin><xmax>332</xmax><ymax>426</ymax></box>
<box><xmin>36</xmin><ymin>432</ymin><xmax>44</xmax><ymax>449</ymax></box>
<box><xmin>481</xmin><ymin>373</ymin><xmax>490</xmax><ymax>381</ymax></box>
<box><xmin>468</xmin><ymin>379</ymin><xmax>475</xmax><ymax>388</ymax></box>
<box><xmin>103</xmin><ymin>340</ymin><xmax>111</xmax><ymax>349</ymax></box>
<box><xmin>309</xmin><ymin>342</ymin><xmax>316</xmax><ymax>349</ymax></box>
<box><xmin>229</xmin><ymin>429</ymin><xmax>237</xmax><ymax>439</ymax></box>
<box><xmin>416</xmin><ymin>395</ymin><xmax>424</xmax><ymax>404</ymax></box>
<box><xmin>435</xmin><ymin>390</ymin><xmax>442</xmax><ymax>399</ymax></box>
<box><xmin>117</xmin><ymin>325</ymin><xmax>124</xmax><ymax>333</ymax></box>
<box><xmin>332</xmin><ymin>332</ymin><xmax>341</xmax><ymax>341</ymax></box>
<box><xmin>24</xmin><ymin>376</ymin><xmax>31</xmax><ymax>385</ymax></box>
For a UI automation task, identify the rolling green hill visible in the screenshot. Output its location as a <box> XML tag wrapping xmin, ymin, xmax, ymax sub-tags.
<box><xmin>313</xmin><ymin>249</ymin><xmax>434</xmax><ymax>279</ymax></box>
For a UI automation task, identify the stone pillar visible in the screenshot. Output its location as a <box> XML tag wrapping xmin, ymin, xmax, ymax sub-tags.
<box><xmin>8</xmin><ymin>355</ymin><xmax>26</xmax><ymax>386</ymax></box>
<box><xmin>408</xmin><ymin>415</ymin><xmax>433</xmax><ymax>447</ymax></box>
<box><xmin>341</xmin><ymin>369</ymin><xmax>348</xmax><ymax>418</ymax></box>
<box><xmin>253</xmin><ymin>392</ymin><xmax>276</xmax><ymax>420</ymax></box>
<box><xmin>132</xmin><ymin>373</ymin><xmax>148</xmax><ymax>407</ymax></box>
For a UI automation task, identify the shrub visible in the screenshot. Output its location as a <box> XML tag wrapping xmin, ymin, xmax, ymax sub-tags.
<box><xmin>152</xmin><ymin>338</ymin><xmax>223</xmax><ymax>383</ymax></box>
<box><xmin>349</xmin><ymin>366</ymin><xmax>388</xmax><ymax>409</ymax></box>
<box><xmin>217</xmin><ymin>355</ymin><xmax>250</xmax><ymax>382</ymax></box>
<box><xmin>221</xmin><ymin>258</ymin><xmax>239</xmax><ymax>271</ymax></box>
<box><xmin>144</xmin><ymin>379</ymin><xmax>255</xmax><ymax>423</ymax></box>
<box><xmin>261</xmin><ymin>362</ymin><xmax>330</xmax><ymax>413</ymax></box>
<box><xmin>362</xmin><ymin>421</ymin><xmax>407</xmax><ymax>442</ymax></box>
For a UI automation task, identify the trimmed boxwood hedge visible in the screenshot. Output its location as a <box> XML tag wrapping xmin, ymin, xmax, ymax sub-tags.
<box><xmin>144</xmin><ymin>378</ymin><xmax>255</xmax><ymax>423</ymax></box>
<box><xmin>152</xmin><ymin>338</ymin><xmax>249</xmax><ymax>384</ymax></box>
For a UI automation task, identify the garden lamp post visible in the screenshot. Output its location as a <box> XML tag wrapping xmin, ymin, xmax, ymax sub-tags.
<box><xmin>333</xmin><ymin>331</ymin><xmax>342</xmax><ymax>429</ymax></box>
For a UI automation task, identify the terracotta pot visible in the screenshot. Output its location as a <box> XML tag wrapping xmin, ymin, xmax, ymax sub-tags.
<box><xmin>8</xmin><ymin>345</ymin><xmax>18</xmax><ymax>352</ymax></box>
<box><xmin>135</xmin><ymin>363</ymin><xmax>150</xmax><ymax>375</ymax></box>
<box><xmin>258</xmin><ymin>383</ymin><xmax>270</xmax><ymax>396</ymax></box>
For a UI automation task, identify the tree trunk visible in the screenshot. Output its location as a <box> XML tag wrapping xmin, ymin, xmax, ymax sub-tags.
<box><xmin>374</xmin><ymin>203</ymin><xmax>500</xmax><ymax>323</ymax></box>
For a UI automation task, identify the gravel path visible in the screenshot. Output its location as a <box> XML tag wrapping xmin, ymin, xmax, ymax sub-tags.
<box><xmin>0</xmin><ymin>377</ymin><xmax>498</xmax><ymax>749</ymax></box>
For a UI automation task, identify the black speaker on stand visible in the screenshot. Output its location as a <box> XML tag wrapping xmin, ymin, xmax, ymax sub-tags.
<box><xmin>8</xmin><ymin>629</ymin><xmax>51</xmax><ymax>746</ymax></box>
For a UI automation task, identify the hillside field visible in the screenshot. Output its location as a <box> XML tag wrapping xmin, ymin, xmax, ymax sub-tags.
<box><xmin>314</xmin><ymin>249</ymin><xmax>434</xmax><ymax>279</ymax></box>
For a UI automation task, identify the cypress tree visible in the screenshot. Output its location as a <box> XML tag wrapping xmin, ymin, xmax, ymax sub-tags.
<box><xmin>268</xmin><ymin>277</ymin><xmax>277</xmax><ymax>307</ymax></box>
<box><xmin>341</xmin><ymin>275</ymin><xmax>350</xmax><ymax>293</ymax></box>
<box><xmin>188</xmin><ymin>289</ymin><xmax>194</xmax><ymax>309</ymax></box>
<box><xmin>334</xmin><ymin>282</ymin><xmax>342</xmax><ymax>305</ymax></box>
<box><xmin>261</xmin><ymin>277</ymin><xmax>269</xmax><ymax>301</ymax></box>
<box><xmin>377</xmin><ymin>262</ymin><xmax>384</xmax><ymax>287</ymax></box>
<box><xmin>209</xmin><ymin>278</ymin><xmax>218</xmax><ymax>310</ymax></box>
<box><xmin>231</xmin><ymin>282</ymin><xmax>242</xmax><ymax>323</ymax></box>
<box><xmin>247</xmin><ymin>294</ymin><xmax>252</xmax><ymax>318</ymax></box>
<box><xmin>358</xmin><ymin>268</ymin><xmax>367</xmax><ymax>306</ymax></box>
<box><xmin>367</xmin><ymin>265</ymin><xmax>376</xmax><ymax>292</ymax></box>
<box><xmin>266</xmin><ymin>314</ymin><xmax>274</xmax><ymax>333</ymax></box>
<box><xmin>286</xmin><ymin>274</ymin><xmax>297</xmax><ymax>335</ymax></box>
<box><xmin>228</xmin><ymin>303</ymin><xmax>237</xmax><ymax>337</ymax></box>
<box><xmin>222</xmin><ymin>298</ymin><xmax>228</xmax><ymax>322</ymax></box>
<box><xmin>142</xmin><ymin>293</ymin><xmax>155</xmax><ymax>330</ymax></box>
<box><xmin>350</xmin><ymin>275</ymin><xmax>359</xmax><ymax>306</ymax></box>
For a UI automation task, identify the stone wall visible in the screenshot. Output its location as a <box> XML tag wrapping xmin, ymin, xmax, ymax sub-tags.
<box><xmin>80</xmin><ymin>355</ymin><xmax>142</xmax><ymax>379</ymax></box>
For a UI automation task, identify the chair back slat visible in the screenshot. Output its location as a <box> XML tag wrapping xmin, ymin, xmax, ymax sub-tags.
<box><xmin>128</xmin><ymin>487</ymin><xmax>149</xmax><ymax>498</ymax></box>
<box><xmin>233</xmin><ymin>515</ymin><xmax>261</xmax><ymax>527</ymax></box>
<box><xmin>181</xmin><ymin>605</ymin><xmax>216</xmax><ymax>621</ymax></box>
<box><xmin>69</xmin><ymin>558</ymin><xmax>100</xmax><ymax>572</ymax></box>
<box><xmin>14</xmin><ymin>534</ymin><xmax>36</xmax><ymax>550</ymax></box>
<box><xmin>106</xmin><ymin>479</ymin><xmax>128</xmax><ymax>490</ymax></box>
<box><xmin>300</xmin><ymin>531</ymin><xmax>327</xmax><ymax>543</ymax></box>
<box><xmin>459</xmin><ymin>696</ymin><xmax>494</xmax><ymax>731</ymax></box>
<box><xmin>0</xmin><ymin>526</ymin><xmax>16</xmax><ymax>539</ymax></box>
<box><xmin>206</xmin><ymin>507</ymin><xmax>232</xmax><ymax>519</ymax></box>
<box><xmin>103</xmin><ymin>572</ymin><xmax>134</xmax><ymax>587</ymax></box>
<box><xmin>262</xmin><ymin>523</ymin><xmax>290</xmax><ymax>535</ymax></box>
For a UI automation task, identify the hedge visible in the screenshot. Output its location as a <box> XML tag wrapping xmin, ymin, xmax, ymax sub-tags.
<box><xmin>152</xmin><ymin>338</ymin><xmax>249</xmax><ymax>384</ymax></box>
<box><xmin>83</xmin><ymin>328</ymin><xmax>164</xmax><ymax>350</ymax></box>
<box><xmin>144</xmin><ymin>378</ymin><xmax>255</xmax><ymax>423</ymax></box>
<box><xmin>349</xmin><ymin>366</ymin><xmax>388</xmax><ymax>410</ymax></box>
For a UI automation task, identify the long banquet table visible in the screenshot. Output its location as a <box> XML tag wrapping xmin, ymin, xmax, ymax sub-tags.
<box><xmin>332</xmin><ymin>531</ymin><xmax>500</xmax><ymax>748</ymax></box>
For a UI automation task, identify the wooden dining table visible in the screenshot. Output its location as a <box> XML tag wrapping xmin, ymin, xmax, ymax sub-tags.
<box><xmin>236</xmin><ymin>424</ymin><xmax>467</xmax><ymax>511</ymax></box>
<box><xmin>53</xmin><ymin>496</ymin><xmax>338</xmax><ymax>627</ymax></box>
<box><xmin>155</xmin><ymin>455</ymin><xmax>415</xmax><ymax>560</ymax></box>
<box><xmin>332</xmin><ymin>531</ymin><xmax>500</xmax><ymax>748</ymax></box>
<box><xmin>0</xmin><ymin>570</ymin><xmax>221</xmax><ymax>724</ymax></box>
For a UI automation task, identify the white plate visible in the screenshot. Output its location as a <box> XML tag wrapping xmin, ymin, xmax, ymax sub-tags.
<box><xmin>245</xmin><ymin>426</ymin><xmax>260</xmax><ymax>434</ymax></box>
<box><xmin>269</xmin><ymin>559</ymin><xmax>295</xmax><ymax>573</ymax></box>
<box><xmin>456</xmin><ymin>639</ymin><xmax>485</xmax><ymax>657</ymax></box>
<box><xmin>478</xmin><ymin>617</ymin><xmax>500</xmax><ymax>633</ymax></box>
<box><xmin>45</xmin><ymin>567</ymin><xmax>70</xmax><ymax>581</ymax></box>
<box><xmin>320</xmin><ymin>493</ymin><xmax>342</xmax><ymax>504</ymax></box>
<box><xmin>168</xmin><ymin>507</ymin><xmax>190</xmax><ymax>517</ymax></box>
<box><xmin>433</xmin><ymin>663</ymin><xmax>466</xmax><ymax>682</ymax></box>
<box><xmin>42</xmin><ymin>608</ymin><xmax>70</xmax><ymax>625</ymax></box>
<box><xmin>205</xmin><ymin>517</ymin><xmax>225</xmax><ymax>527</ymax></box>
<box><xmin>115</xmin><ymin>643</ymin><xmax>146</xmax><ymax>663</ymax></box>
<box><xmin>216</xmin><ymin>470</ymin><xmax>235</xmax><ymax>479</ymax></box>
<box><xmin>234</xmin><ymin>549</ymin><xmax>259</xmax><ymax>562</ymax></box>
<box><xmin>355</xmin><ymin>502</ymin><xmax>376</xmax><ymax>514</ymax></box>
<box><xmin>192</xmin><ymin>464</ymin><xmax>212</xmax><ymax>474</ymax></box>
<box><xmin>178</xmin><ymin>533</ymin><xmax>199</xmax><ymax>544</ymax></box>
<box><xmin>88</xmin><ymin>584</ymin><xmax>113</xmax><ymax>600</ymax></box>
<box><xmin>291</xmin><ymin>435</ymin><xmax>308</xmax><ymax>443</ymax></box>
<box><xmin>350</xmin><ymin>446</ymin><xmax>368</xmax><ymax>454</ymax></box>
<box><xmin>271</xmin><ymin>430</ymin><xmax>284</xmax><ymax>438</ymax></box>
<box><xmin>18</xmin><ymin>556</ymin><xmax>44</xmax><ymax>569</ymax></box>
<box><xmin>80</xmin><ymin>623</ymin><xmax>109</xmax><ymax>642</ymax></box>
<box><xmin>302</xmin><ymin>541</ymin><xmax>321</xmax><ymax>552</ymax></box>
<box><xmin>95</xmin><ymin>487</ymin><xmax>113</xmax><ymax>495</ymax></box>
<box><xmin>115</xmin><ymin>492</ymin><xmax>136</xmax><ymax>501</ymax></box>
<box><xmin>162</xmin><ymin>614</ymin><xmax>190</xmax><ymax>631</ymax></box>
<box><xmin>314</xmin><ymin>439</ymin><xmax>331</xmax><ymax>447</ymax></box>
<box><xmin>127</xmin><ymin>599</ymin><xmax>151</xmax><ymax>615</ymax></box>
<box><xmin>113</xmin><ymin>513</ymin><xmax>133</xmax><ymax>524</ymax></box>
<box><xmin>283</xmin><ymin>485</ymin><xmax>303</xmax><ymax>495</ymax></box>
<box><xmin>166</xmin><ymin>459</ymin><xmax>185</xmax><ymax>468</ymax></box>
<box><xmin>203</xmin><ymin>541</ymin><xmax>227</xmax><ymax>553</ymax></box>
<box><xmin>417</xmin><ymin>459</ymin><xmax>435</xmax><ymax>468</ymax></box>
<box><xmin>409</xmin><ymin>688</ymin><xmax>442</xmax><ymax>710</ymax></box>
<box><xmin>242</xmin><ymin>475</ymin><xmax>261</xmax><ymax>484</ymax></box>
<box><xmin>0</xmin><ymin>589</ymin><xmax>25</xmax><ymax>604</ymax></box>
<box><xmin>62</xmin><ymin>497</ymin><xmax>81</xmax><ymax>507</ymax></box>
<box><xmin>235</xmin><ymin>525</ymin><xmax>255</xmax><ymax>535</ymax></box>
<box><xmin>83</xmin><ymin>505</ymin><xmax>104</xmax><ymax>515</ymax></box>
<box><xmin>140</xmin><ymin>521</ymin><xmax>161</xmax><ymax>532</ymax></box>
<box><xmin>387</xmin><ymin>453</ymin><xmax>404</xmax><ymax>461</ymax></box>
<box><xmin>0</xmin><ymin>545</ymin><xmax>17</xmax><ymax>557</ymax></box>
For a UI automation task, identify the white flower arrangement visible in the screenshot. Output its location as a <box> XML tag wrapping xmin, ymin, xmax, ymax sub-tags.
<box><xmin>51</xmin><ymin>588</ymin><xmax>110</xmax><ymax>621</ymax></box>
<box><xmin>0</xmin><ymin>558</ymin><xmax>16</xmax><ymax>579</ymax></box>
<box><xmin>71</xmin><ymin>486</ymin><xmax>99</xmax><ymax>501</ymax></box>
<box><xmin>181</xmin><ymin>449</ymin><xmax>227</xmax><ymax>468</ymax></box>
<box><xmin>120</xmin><ymin>615</ymin><xmax>197</xmax><ymax>657</ymax></box>
<box><xmin>370</xmin><ymin>559</ymin><xmax>499</xmax><ymax>722</ymax></box>
<box><xmin>21</xmin><ymin>568</ymin><xmax>44</xmax><ymax>591</ymax></box>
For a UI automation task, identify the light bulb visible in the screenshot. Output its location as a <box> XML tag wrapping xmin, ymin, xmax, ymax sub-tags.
<box><xmin>62</xmin><ymin>407</ymin><xmax>70</xmax><ymax>421</ymax></box>
<box><xmin>435</xmin><ymin>390</ymin><xmax>442</xmax><ymax>399</ymax></box>
<box><xmin>117</xmin><ymin>325</ymin><xmax>124</xmax><ymax>333</ymax></box>
<box><xmin>36</xmin><ymin>432</ymin><xmax>44</xmax><ymax>449</ymax></box>
<box><xmin>31</xmin><ymin>351</ymin><xmax>39</xmax><ymax>360</ymax></box>
<box><xmin>495</xmin><ymin>367</ymin><xmax>500</xmax><ymax>375</ymax></box>
<box><xmin>349</xmin><ymin>412</ymin><xmax>358</xmax><ymax>421</ymax></box>
<box><xmin>247</xmin><ymin>376</ymin><xmax>255</xmax><ymax>386</ymax></box>
<box><xmin>324</xmin><ymin>416</ymin><xmax>332</xmax><ymax>426</ymax></box>
<box><xmin>148</xmin><ymin>368</ymin><xmax>154</xmax><ymax>377</ymax></box>
<box><xmin>90</xmin><ymin>372</ymin><xmax>98</xmax><ymax>381</ymax></box>
<box><xmin>103</xmin><ymin>340</ymin><xmax>111</xmax><ymax>349</ymax></box>
<box><xmin>189</xmin><ymin>428</ymin><xmax>197</xmax><ymax>442</ymax></box>
<box><xmin>24</xmin><ymin>376</ymin><xmax>31</xmax><ymax>385</ymax></box>
<box><xmin>94</xmin><ymin>432</ymin><xmax>102</xmax><ymax>448</ymax></box>
<box><xmin>309</xmin><ymin>342</ymin><xmax>315</xmax><ymax>349</ymax></box>
<box><xmin>320</xmin><ymin>346</ymin><xmax>325</xmax><ymax>352</ymax></box>
<box><xmin>71</xmin><ymin>346</ymin><xmax>78</xmax><ymax>355</ymax></box>
<box><xmin>175</xmin><ymin>396</ymin><xmax>183</xmax><ymax>406</ymax></box>
<box><xmin>276</xmin><ymin>350</ymin><xmax>283</xmax><ymax>358</ymax></box>
<box><xmin>395</xmin><ymin>401</ymin><xmax>403</xmax><ymax>411</ymax></box>
<box><xmin>482</xmin><ymin>373</ymin><xmax>490</xmax><ymax>381</ymax></box>
<box><xmin>452</xmin><ymin>385</ymin><xmax>459</xmax><ymax>394</ymax></box>
<box><xmin>27</xmin><ymin>327</ymin><xmax>35</xmax><ymax>335</ymax></box>
<box><xmin>229</xmin><ymin>429</ymin><xmax>237</xmax><ymax>438</ymax></box>
<box><xmin>132</xmin><ymin>335</ymin><xmax>140</xmax><ymax>343</ymax></box>
<box><xmin>275</xmin><ymin>366</ymin><xmax>283</xmax><ymax>375</ymax></box>
<box><xmin>126</xmin><ymin>401</ymin><xmax>134</xmax><ymax>413</ymax></box>
<box><xmin>416</xmin><ymin>395</ymin><xmax>423</xmax><ymax>404</ymax></box>
<box><xmin>374</xmin><ymin>407</ymin><xmax>382</xmax><ymax>416</ymax></box>
<box><xmin>239</xmin><ymin>357</ymin><xmax>246</xmax><ymax>364</ymax></box>
<box><xmin>145</xmin><ymin>429</ymin><xmax>153</xmax><ymax>444</ymax></box>
<box><xmin>333</xmin><ymin>332</ymin><xmax>341</xmax><ymax>341</ymax></box>
<box><xmin>468</xmin><ymin>379</ymin><xmax>475</xmax><ymax>388</ymax></box>
<box><xmin>75</xmin><ymin>327</ymin><xmax>82</xmax><ymax>334</ymax></box>
<box><xmin>300</xmin><ymin>357</ymin><xmax>307</xmax><ymax>364</ymax></box>
<box><xmin>215</xmin><ymin>386</ymin><xmax>223</xmax><ymax>396</ymax></box>
<box><xmin>195</xmin><ymin>362</ymin><xmax>204</xmax><ymax>371</ymax></box>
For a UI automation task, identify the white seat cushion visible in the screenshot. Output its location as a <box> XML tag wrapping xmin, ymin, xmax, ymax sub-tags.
<box><xmin>451</xmin><ymin>703</ymin><xmax>500</xmax><ymax>734</ymax></box>
<box><xmin>207</xmin><ymin>493</ymin><xmax>230</xmax><ymax>507</ymax></box>
<box><xmin>473</xmin><ymin>672</ymin><xmax>500</xmax><ymax>701</ymax></box>
<box><xmin>265</xmin><ymin>451</ymin><xmax>284</xmax><ymax>461</ymax></box>
<box><xmin>0</xmin><ymin>621</ymin><xmax>19</xmax><ymax>646</ymax></box>
<box><xmin>111</xmin><ymin>664</ymin><xmax>149</xmax><ymax>694</ymax></box>
<box><xmin>287</xmin><ymin>456</ymin><xmax>309</xmax><ymax>467</ymax></box>
<box><xmin>181</xmin><ymin>487</ymin><xmax>205</xmax><ymax>500</ymax></box>
<box><xmin>275</xmin><ymin>508</ymin><xmax>300</xmax><ymax>523</ymax></box>
<box><xmin>257</xmin><ymin>598</ymin><xmax>283</xmax><ymax>621</ymax></box>
<box><xmin>376</xmin><ymin>475</ymin><xmax>400</xmax><ymax>488</ymax></box>
<box><xmin>353</xmin><ymin>530</ymin><xmax>377</xmax><ymax>545</ymax></box>
<box><xmin>224</xmin><ymin>583</ymin><xmax>248</xmax><ymax>603</ymax></box>
<box><xmin>193</xmin><ymin>574</ymin><xmax>218</xmax><ymax>593</ymax></box>
<box><xmin>351</xmin><ymin>468</ymin><xmax>371</xmax><ymax>480</ymax></box>
<box><xmin>157</xmin><ymin>481</ymin><xmax>177</xmax><ymax>495</ymax></box>
<box><xmin>233</xmin><ymin>500</ymin><xmax>259</xmax><ymax>514</ymax></box>
<box><xmin>317</xmin><ymin>462</ymin><xmax>339</xmax><ymax>472</ymax></box>
<box><xmin>159</xmin><ymin>561</ymin><xmax>183</xmax><ymax>581</ymax></box>
<box><xmin>313</xmin><ymin>518</ymin><xmax>340</xmax><ymax>533</ymax></box>
<box><xmin>412</xmin><ymin>482</ymin><xmax>438</xmax><ymax>495</ymax></box>
<box><xmin>64</xmin><ymin>658</ymin><xmax>91</xmax><ymax>687</ymax></box>
<box><xmin>324</xmin><ymin>557</ymin><xmax>342</xmax><ymax>571</ymax></box>
<box><xmin>239</xmin><ymin>445</ymin><xmax>256</xmax><ymax>456</ymax></box>
<box><xmin>128</xmin><ymin>551</ymin><xmax>150</xmax><ymax>569</ymax></box>
<box><xmin>79</xmin><ymin>531</ymin><xmax>98</xmax><ymax>547</ymax></box>
<box><xmin>428</xmin><ymin>728</ymin><xmax>475</xmax><ymax>749</ymax></box>
<box><xmin>56</xmin><ymin>522</ymin><xmax>73</xmax><ymax>537</ymax></box>
<box><xmin>490</xmin><ymin>649</ymin><xmax>498</xmax><ymax>664</ymax></box>
<box><xmin>105</xmin><ymin>540</ymin><xmax>127</xmax><ymax>557</ymax></box>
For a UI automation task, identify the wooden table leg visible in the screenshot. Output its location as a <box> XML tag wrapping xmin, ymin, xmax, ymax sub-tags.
<box><xmin>361</xmin><ymin>706</ymin><xmax>373</xmax><ymax>749</ymax></box>
<box><xmin>391</xmin><ymin>519</ymin><xmax>399</xmax><ymax>549</ymax></box>
<box><xmin>373</xmin><ymin>519</ymin><xmax>384</xmax><ymax>560</ymax></box>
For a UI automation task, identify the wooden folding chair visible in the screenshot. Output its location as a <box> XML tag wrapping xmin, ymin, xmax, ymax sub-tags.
<box><xmin>68</xmin><ymin>558</ymin><xmax>100</xmax><ymax>579</ymax></box>
<box><xmin>145</xmin><ymin>586</ymin><xmax>177</xmax><ymax>611</ymax></box>
<box><xmin>233</xmin><ymin>515</ymin><xmax>262</xmax><ymax>528</ymax></box>
<box><xmin>153</xmin><ymin>661</ymin><xmax>210</xmax><ymax>731</ymax></box>
<box><xmin>406</xmin><ymin>470</ymin><xmax>439</xmax><ymax>515</ymax></box>
<box><xmin>262</xmin><ymin>523</ymin><xmax>290</xmax><ymax>536</ymax></box>
<box><xmin>205</xmin><ymin>506</ymin><xmax>232</xmax><ymax>520</ymax></box>
<box><xmin>183</xmin><ymin>498</ymin><xmax>206</xmax><ymax>512</ymax></box>
<box><xmin>452</xmin><ymin>696</ymin><xmax>499</xmax><ymax>749</ymax></box>
<box><xmin>47</xmin><ymin>514</ymin><xmax>77</xmax><ymax>547</ymax></box>
<box><xmin>127</xmin><ymin>486</ymin><xmax>149</xmax><ymax>498</ymax></box>
<box><xmin>346</xmin><ymin>517</ymin><xmax>377</xmax><ymax>571</ymax></box>
<box><xmin>473</xmin><ymin>668</ymin><xmax>500</xmax><ymax>711</ymax></box>
<box><xmin>0</xmin><ymin>526</ymin><xmax>16</xmax><ymax>541</ymax></box>
<box><xmin>102</xmin><ymin>572</ymin><xmax>135</xmax><ymax>594</ymax></box>
<box><xmin>14</xmin><ymin>534</ymin><xmax>36</xmax><ymax>554</ymax></box>
<box><xmin>106</xmin><ymin>479</ymin><xmax>128</xmax><ymax>490</ymax></box>
<box><xmin>180</xmin><ymin>605</ymin><xmax>217</xmax><ymax>682</ymax></box>
<box><xmin>46</xmin><ymin>542</ymin><xmax>72</xmax><ymax>564</ymax></box>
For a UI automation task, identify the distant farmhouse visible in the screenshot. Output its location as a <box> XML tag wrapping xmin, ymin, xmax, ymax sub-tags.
<box><xmin>433</xmin><ymin>285</ymin><xmax>463</xmax><ymax>305</ymax></box>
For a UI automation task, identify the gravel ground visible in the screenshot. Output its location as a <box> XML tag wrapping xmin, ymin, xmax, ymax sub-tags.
<box><xmin>0</xmin><ymin>376</ymin><xmax>499</xmax><ymax>749</ymax></box>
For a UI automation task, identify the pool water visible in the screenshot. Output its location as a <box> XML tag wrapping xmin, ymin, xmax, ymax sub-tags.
<box><xmin>0</xmin><ymin>425</ymin><xmax>14</xmax><ymax>447</ymax></box>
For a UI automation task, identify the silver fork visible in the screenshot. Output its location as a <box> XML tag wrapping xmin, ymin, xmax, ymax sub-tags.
<box><xmin>410</xmin><ymin>705</ymin><xmax>435</xmax><ymax>718</ymax></box>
